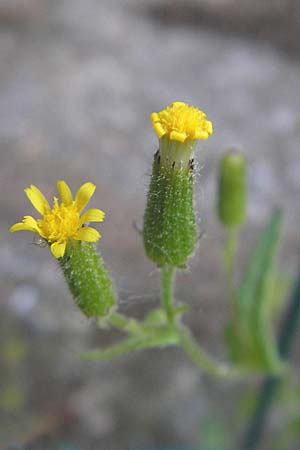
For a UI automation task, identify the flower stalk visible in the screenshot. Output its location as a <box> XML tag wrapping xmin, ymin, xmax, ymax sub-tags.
<box><xmin>161</xmin><ymin>265</ymin><xmax>175</xmax><ymax>323</ymax></box>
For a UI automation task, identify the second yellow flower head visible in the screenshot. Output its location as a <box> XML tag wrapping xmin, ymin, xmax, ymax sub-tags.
<box><xmin>151</xmin><ymin>101</ymin><xmax>213</xmax><ymax>143</ymax></box>
<box><xmin>10</xmin><ymin>181</ymin><xmax>105</xmax><ymax>258</ymax></box>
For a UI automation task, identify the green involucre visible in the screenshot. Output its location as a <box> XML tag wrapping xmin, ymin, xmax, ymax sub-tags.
<box><xmin>59</xmin><ymin>241</ymin><xmax>115</xmax><ymax>318</ymax></box>
<box><xmin>218</xmin><ymin>151</ymin><xmax>247</xmax><ymax>227</ymax></box>
<box><xmin>143</xmin><ymin>151</ymin><xmax>197</xmax><ymax>267</ymax></box>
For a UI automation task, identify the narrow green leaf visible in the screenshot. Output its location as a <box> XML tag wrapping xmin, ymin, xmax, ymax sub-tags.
<box><xmin>229</xmin><ymin>208</ymin><xmax>285</xmax><ymax>371</ymax></box>
<box><xmin>238</xmin><ymin>208</ymin><xmax>283</xmax><ymax>319</ymax></box>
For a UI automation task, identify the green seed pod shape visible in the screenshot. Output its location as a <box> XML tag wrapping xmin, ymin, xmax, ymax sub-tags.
<box><xmin>59</xmin><ymin>241</ymin><xmax>115</xmax><ymax>318</ymax></box>
<box><xmin>143</xmin><ymin>151</ymin><xmax>197</xmax><ymax>267</ymax></box>
<box><xmin>218</xmin><ymin>151</ymin><xmax>247</xmax><ymax>228</ymax></box>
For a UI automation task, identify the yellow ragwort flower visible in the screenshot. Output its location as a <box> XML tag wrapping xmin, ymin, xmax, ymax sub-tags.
<box><xmin>151</xmin><ymin>101</ymin><xmax>213</xmax><ymax>143</ymax></box>
<box><xmin>10</xmin><ymin>181</ymin><xmax>105</xmax><ymax>258</ymax></box>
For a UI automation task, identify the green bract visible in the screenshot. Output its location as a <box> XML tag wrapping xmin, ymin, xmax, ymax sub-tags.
<box><xmin>59</xmin><ymin>241</ymin><xmax>115</xmax><ymax>318</ymax></box>
<box><xmin>143</xmin><ymin>151</ymin><xmax>197</xmax><ymax>267</ymax></box>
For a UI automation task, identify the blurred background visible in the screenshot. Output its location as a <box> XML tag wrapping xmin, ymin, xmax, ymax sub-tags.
<box><xmin>1</xmin><ymin>0</ymin><xmax>300</xmax><ymax>449</ymax></box>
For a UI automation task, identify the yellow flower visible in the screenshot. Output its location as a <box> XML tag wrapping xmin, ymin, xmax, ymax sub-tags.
<box><xmin>10</xmin><ymin>181</ymin><xmax>105</xmax><ymax>258</ymax></box>
<box><xmin>151</xmin><ymin>101</ymin><xmax>213</xmax><ymax>143</ymax></box>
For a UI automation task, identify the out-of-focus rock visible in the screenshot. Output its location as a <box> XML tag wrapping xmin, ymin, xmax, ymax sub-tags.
<box><xmin>0</xmin><ymin>0</ymin><xmax>45</xmax><ymax>22</ymax></box>
<box><xmin>141</xmin><ymin>0</ymin><xmax>300</xmax><ymax>55</ymax></box>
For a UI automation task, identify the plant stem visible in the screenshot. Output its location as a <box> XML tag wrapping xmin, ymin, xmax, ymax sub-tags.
<box><xmin>161</xmin><ymin>265</ymin><xmax>175</xmax><ymax>323</ymax></box>
<box><xmin>107</xmin><ymin>312</ymin><xmax>129</xmax><ymax>329</ymax></box>
<box><xmin>223</xmin><ymin>226</ymin><xmax>238</xmax><ymax>307</ymax></box>
<box><xmin>83</xmin><ymin>326</ymin><xmax>180</xmax><ymax>360</ymax></box>
<box><xmin>178</xmin><ymin>325</ymin><xmax>242</xmax><ymax>379</ymax></box>
<box><xmin>241</xmin><ymin>270</ymin><xmax>300</xmax><ymax>449</ymax></box>
<box><xmin>97</xmin><ymin>312</ymin><xmax>144</xmax><ymax>334</ymax></box>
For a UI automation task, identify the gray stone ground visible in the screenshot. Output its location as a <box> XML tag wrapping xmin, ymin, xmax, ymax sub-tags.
<box><xmin>0</xmin><ymin>0</ymin><xmax>299</xmax><ymax>448</ymax></box>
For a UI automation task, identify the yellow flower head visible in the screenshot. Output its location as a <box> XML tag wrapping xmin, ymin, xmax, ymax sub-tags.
<box><xmin>10</xmin><ymin>181</ymin><xmax>105</xmax><ymax>258</ymax></box>
<box><xmin>151</xmin><ymin>101</ymin><xmax>213</xmax><ymax>143</ymax></box>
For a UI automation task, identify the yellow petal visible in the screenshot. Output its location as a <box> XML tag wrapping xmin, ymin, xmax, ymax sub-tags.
<box><xmin>194</xmin><ymin>130</ymin><xmax>209</xmax><ymax>140</ymax></box>
<box><xmin>170</xmin><ymin>130</ymin><xmax>187</xmax><ymax>142</ymax></box>
<box><xmin>80</xmin><ymin>208</ymin><xmax>105</xmax><ymax>225</ymax></box>
<box><xmin>150</xmin><ymin>112</ymin><xmax>159</xmax><ymax>122</ymax></box>
<box><xmin>10</xmin><ymin>222</ymin><xmax>33</xmax><ymax>233</ymax></box>
<box><xmin>50</xmin><ymin>241</ymin><xmax>66</xmax><ymax>258</ymax></box>
<box><xmin>73</xmin><ymin>226</ymin><xmax>100</xmax><ymax>242</ymax></box>
<box><xmin>24</xmin><ymin>185</ymin><xmax>50</xmax><ymax>215</ymax></box>
<box><xmin>75</xmin><ymin>182</ymin><xmax>96</xmax><ymax>213</ymax></box>
<box><xmin>172</xmin><ymin>101</ymin><xmax>186</xmax><ymax>108</ymax></box>
<box><xmin>57</xmin><ymin>180</ymin><xmax>73</xmax><ymax>205</ymax></box>
<box><xmin>9</xmin><ymin>216</ymin><xmax>39</xmax><ymax>233</ymax></box>
<box><xmin>206</xmin><ymin>120</ymin><xmax>213</xmax><ymax>135</ymax></box>
<box><xmin>153</xmin><ymin>122</ymin><xmax>166</xmax><ymax>139</ymax></box>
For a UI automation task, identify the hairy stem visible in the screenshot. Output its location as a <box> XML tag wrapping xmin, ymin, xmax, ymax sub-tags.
<box><xmin>161</xmin><ymin>265</ymin><xmax>176</xmax><ymax>323</ymax></box>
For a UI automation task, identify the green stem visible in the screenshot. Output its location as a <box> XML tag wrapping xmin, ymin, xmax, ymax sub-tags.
<box><xmin>83</xmin><ymin>326</ymin><xmax>180</xmax><ymax>361</ymax></box>
<box><xmin>178</xmin><ymin>325</ymin><xmax>242</xmax><ymax>378</ymax></box>
<box><xmin>223</xmin><ymin>227</ymin><xmax>238</xmax><ymax>308</ymax></box>
<box><xmin>97</xmin><ymin>312</ymin><xmax>143</xmax><ymax>334</ymax></box>
<box><xmin>161</xmin><ymin>265</ymin><xmax>175</xmax><ymax>323</ymax></box>
<box><xmin>107</xmin><ymin>312</ymin><xmax>133</xmax><ymax>330</ymax></box>
<box><xmin>107</xmin><ymin>312</ymin><xmax>139</xmax><ymax>331</ymax></box>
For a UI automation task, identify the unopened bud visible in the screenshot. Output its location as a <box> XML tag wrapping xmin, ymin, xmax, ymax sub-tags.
<box><xmin>218</xmin><ymin>150</ymin><xmax>247</xmax><ymax>228</ymax></box>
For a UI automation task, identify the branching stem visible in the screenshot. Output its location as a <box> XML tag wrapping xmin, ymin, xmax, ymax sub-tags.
<box><xmin>178</xmin><ymin>325</ymin><xmax>243</xmax><ymax>378</ymax></box>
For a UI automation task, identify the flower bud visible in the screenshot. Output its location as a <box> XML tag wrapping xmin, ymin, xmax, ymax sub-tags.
<box><xmin>218</xmin><ymin>150</ymin><xmax>247</xmax><ymax>228</ymax></box>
